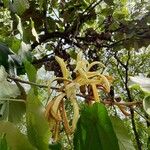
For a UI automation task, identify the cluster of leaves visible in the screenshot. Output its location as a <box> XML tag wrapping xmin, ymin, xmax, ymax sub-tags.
<box><xmin>0</xmin><ymin>0</ymin><xmax>150</xmax><ymax>149</ymax></box>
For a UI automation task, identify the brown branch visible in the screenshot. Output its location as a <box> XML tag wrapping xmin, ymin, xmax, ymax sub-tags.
<box><xmin>133</xmin><ymin>109</ymin><xmax>150</xmax><ymax>124</ymax></box>
<box><xmin>114</xmin><ymin>51</ymin><xmax>126</xmax><ymax>68</ymax></box>
<box><xmin>31</xmin><ymin>31</ymin><xmax>66</xmax><ymax>49</ymax></box>
<box><xmin>31</xmin><ymin>31</ymin><xmax>83</xmax><ymax>50</ymax></box>
<box><xmin>104</xmin><ymin>100</ymin><xmax>142</xmax><ymax>107</ymax></box>
<box><xmin>8</xmin><ymin>75</ymin><xmax>47</xmax><ymax>88</ymax></box>
<box><xmin>8</xmin><ymin>75</ymin><xmax>143</xmax><ymax>107</ymax></box>
<box><xmin>118</xmin><ymin>50</ymin><xmax>142</xmax><ymax>150</ymax></box>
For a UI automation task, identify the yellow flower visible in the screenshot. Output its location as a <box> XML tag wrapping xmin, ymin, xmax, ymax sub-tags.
<box><xmin>45</xmin><ymin>52</ymin><xmax>112</xmax><ymax>137</ymax></box>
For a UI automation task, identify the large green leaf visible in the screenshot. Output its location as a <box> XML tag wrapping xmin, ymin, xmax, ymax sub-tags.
<box><xmin>26</xmin><ymin>89</ymin><xmax>51</xmax><ymax>150</ymax></box>
<box><xmin>110</xmin><ymin>116</ymin><xmax>135</xmax><ymax>150</ymax></box>
<box><xmin>0</xmin><ymin>121</ymin><xmax>35</xmax><ymax>150</ymax></box>
<box><xmin>73</xmin><ymin>103</ymin><xmax>119</xmax><ymax>150</ymax></box>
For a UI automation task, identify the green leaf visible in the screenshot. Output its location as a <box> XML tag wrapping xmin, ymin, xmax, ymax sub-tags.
<box><xmin>47</xmin><ymin>17</ymin><xmax>57</xmax><ymax>31</ymax></box>
<box><xmin>16</xmin><ymin>15</ymin><xmax>23</xmax><ymax>37</ymax></box>
<box><xmin>3</xmin><ymin>0</ymin><xmax>9</xmax><ymax>7</ymax></box>
<box><xmin>12</xmin><ymin>0</ymin><xmax>30</xmax><ymax>15</ymax></box>
<box><xmin>49</xmin><ymin>143</ymin><xmax>62</xmax><ymax>150</ymax></box>
<box><xmin>73</xmin><ymin>103</ymin><xmax>119</xmax><ymax>150</ymax></box>
<box><xmin>0</xmin><ymin>66</ymin><xmax>20</xmax><ymax>98</ymax></box>
<box><xmin>0</xmin><ymin>134</ymin><xmax>10</xmax><ymax>150</ymax></box>
<box><xmin>69</xmin><ymin>50</ymin><xmax>77</xmax><ymax>60</ymax></box>
<box><xmin>0</xmin><ymin>101</ymin><xmax>25</xmax><ymax>124</ymax></box>
<box><xmin>129</xmin><ymin>84</ymin><xmax>142</xmax><ymax>90</ymax></box>
<box><xmin>147</xmin><ymin>136</ymin><xmax>150</xmax><ymax>149</ymax></box>
<box><xmin>8</xmin><ymin>101</ymin><xmax>26</xmax><ymax>123</ymax></box>
<box><xmin>104</xmin><ymin>0</ymin><xmax>114</xmax><ymax>5</ymax></box>
<box><xmin>38</xmin><ymin>0</ymin><xmax>44</xmax><ymax>10</ymax></box>
<box><xmin>26</xmin><ymin>89</ymin><xmax>51</xmax><ymax>150</ymax></box>
<box><xmin>110</xmin><ymin>116</ymin><xmax>135</xmax><ymax>150</ymax></box>
<box><xmin>0</xmin><ymin>121</ymin><xmax>35</xmax><ymax>150</ymax></box>
<box><xmin>143</xmin><ymin>95</ymin><xmax>150</xmax><ymax>116</ymax></box>
<box><xmin>24</xmin><ymin>60</ymin><xmax>37</xmax><ymax>92</ymax></box>
<box><xmin>7</xmin><ymin>37</ymin><xmax>21</xmax><ymax>54</ymax></box>
<box><xmin>129</xmin><ymin>76</ymin><xmax>150</xmax><ymax>92</ymax></box>
<box><xmin>0</xmin><ymin>102</ymin><xmax>8</xmax><ymax>121</ymax></box>
<box><xmin>31</xmin><ymin>19</ymin><xmax>39</xmax><ymax>43</ymax></box>
<box><xmin>24</xmin><ymin>60</ymin><xmax>37</xmax><ymax>83</ymax></box>
<box><xmin>121</xmin><ymin>0</ymin><xmax>127</xmax><ymax>5</ymax></box>
<box><xmin>113</xmin><ymin>7</ymin><xmax>129</xmax><ymax>20</ymax></box>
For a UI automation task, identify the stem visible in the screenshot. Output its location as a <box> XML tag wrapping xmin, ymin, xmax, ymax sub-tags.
<box><xmin>64</xmin><ymin>131</ymin><xmax>73</xmax><ymax>150</ymax></box>
<box><xmin>8</xmin><ymin>75</ymin><xmax>143</xmax><ymax>107</ymax></box>
<box><xmin>123</xmin><ymin>51</ymin><xmax>142</xmax><ymax>150</ymax></box>
<box><xmin>60</xmin><ymin>101</ymin><xmax>73</xmax><ymax>149</ymax></box>
<box><xmin>105</xmin><ymin>100</ymin><xmax>142</xmax><ymax>107</ymax></box>
<box><xmin>0</xmin><ymin>98</ymin><xmax>25</xmax><ymax>103</ymax></box>
<box><xmin>133</xmin><ymin>109</ymin><xmax>150</xmax><ymax>124</ymax></box>
<box><xmin>130</xmin><ymin>109</ymin><xmax>142</xmax><ymax>150</ymax></box>
<box><xmin>113</xmin><ymin>50</ymin><xmax>142</xmax><ymax>149</ymax></box>
<box><xmin>8</xmin><ymin>75</ymin><xmax>47</xmax><ymax>88</ymax></box>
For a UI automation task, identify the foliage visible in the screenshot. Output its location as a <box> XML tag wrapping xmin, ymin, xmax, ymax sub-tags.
<box><xmin>74</xmin><ymin>103</ymin><xmax>119</xmax><ymax>150</ymax></box>
<box><xmin>0</xmin><ymin>121</ymin><xmax>35</xmax><ymax>150</ymax></box>
<box><xmin>0</xmin><ymin>0</ymin><xmax>150</xmax><ymax>149</ymax></box>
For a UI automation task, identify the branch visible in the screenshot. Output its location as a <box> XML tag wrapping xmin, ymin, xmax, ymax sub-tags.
<box><xmin>133</xmin><ymin>108</ymin><xmax>150</xmax><ymax>124</ymax></box>
<box><xmin>105</xmin><ymin>101</ymin><xmax>142</xmax><ymax>107</ymax></box>
<box><xmin>0</xmin><ymin>98</ymin><xmax>25</xmax><ymax>103</ymax></box>
<box><xmin>8</xmin><ymin>75</ymin><xmax>47</xmax><ymax>88</ymax></box>
<box><xmin>8</xmin><ymin>75</ymin><xmax>143</xmax><ymax>107</ymax></box>
<box><xmin>31</xmin><ymin>31</ymin><xmax>83</xmax><ymax>50</ymax></box>
<box><xmin>31</xmin><ymin>1</ymin><xmax>103</xmax><ymax>50</ymax></box>
<box><xmin>112</xmin><ymin>49</ymin><xmax>142</xmax><ymax>149</ymax></box>
<box><xmin>114</xmin><ymin>51</ymin><xmax>126</xmax><ymax>68</ymax></box>
<box><xmin>31</xmin><ymin>31</ymin><xmax>66</xmax><ymax>49</ymax></box>
<box><xmin>123</xmin><ymin>50</ymin><xmax>142</xmax><ymax>150</ymax></box>
<box><xmin>83</xmin><ymin>0</ymin><xmax>102</xmax><ymax>15</ymax></box>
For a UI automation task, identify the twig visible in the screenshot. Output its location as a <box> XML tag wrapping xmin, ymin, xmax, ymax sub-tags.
<box><xmin>133</xmin><ymin>108</ymin><xmax>150</xmax><ymax>124</ymax></box>
<box><xmin>8</xmin><ymin>75</ymin><xmax>47</xmax><ymax>88</ymax></box>
<box><xmin>64</xmin><ymin>130</ymin><xmax>73</xmax><ymax>150</ymax></box>
<box><xmin>50</xmin><ymin>3</ymin><xmax>62</xmax><ymax>23</ymax></box>
<box><xmin>60</xmin><ymin>100</ymin><xmax>73</xmax><ymax>149</ymax></box>
<box><xmin>0</xmin><ymin>98</ymin><xmax>25</xmax><ymax>103</ymax></box>
<box><xmin>105</xmin><ymin>101</ymin><xmax>142</xmax><ymax>107</ymax></box>
<box><xmin>83</xmin><ymin>0</ymin><xmax>102</xmax><ymax>15</ymax></box>
<box><xmin>8</xmin><ymin>76</ymin><xmax>72</xmax><ymax>92</ymax></box>
<box><xmin>114</xmin><ymin>51</ymin><xmax>126</xmax><ymax>68</ymax></box>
